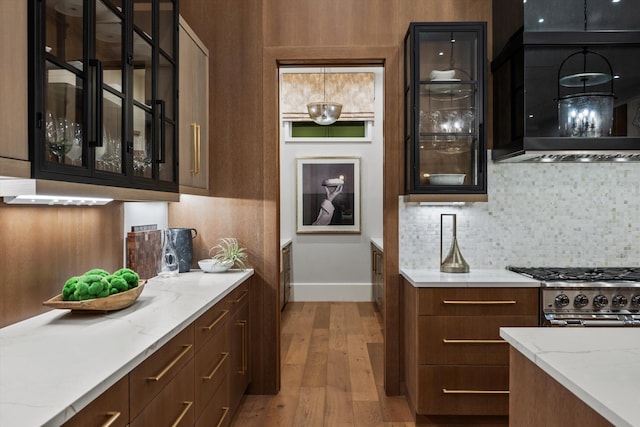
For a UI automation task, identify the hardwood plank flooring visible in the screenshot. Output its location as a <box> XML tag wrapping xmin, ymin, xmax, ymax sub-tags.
<box><xmin>230</xmin><ymin>302</ymin><xmax>415</xmax><ymax>427</ymax></box>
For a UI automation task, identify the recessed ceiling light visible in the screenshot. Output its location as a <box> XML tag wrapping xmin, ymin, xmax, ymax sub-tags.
<box><xmin>538</xmin><ymin>18</ymin><xmax>545</xmax><ymax>23</ymax></box>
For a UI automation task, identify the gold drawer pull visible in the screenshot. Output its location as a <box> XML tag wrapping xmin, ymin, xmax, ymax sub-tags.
<box><xmin>202</xmin><ymin>310</ymin><xmax>229</xmax><ymax>331</ymax></box>
<box><xmin>191</xmin><ymin>123</ymin><xmax>198</xmax><ymax>173</ymax></box>
<box><xmin>203</xmin><ymin>352</ymin><xmax>229</xmax><ymax>380</ymax></box>
<box><xmin>443</xmin><ymin>300</ymin><xmax>516</xmax><ymax>305</ymax></box>
<box><xmin>238</xmin><ymin>320</ymin><xmax>247</xmax><ymax>374</ymax></box>
<box><xmin>171</xmin><ymin>401</ymin><xmax>193</xmax><ymax>427</ymax></box>
<box><xmin>101</xmin><ymin>411</ymin><xmax>121</xmax><ymax>427</ymax></box>
<box><xmin>146</xmin><ymin>344</ymin><xmax>193</xmax><ymax>382</ymax></box>
<box><xmin>216</xmin><ymin>407</ymin><xmax>230</xmax><ymax>427</ymax></box>
<box><xmin>196</xmin><ymin>123</ymin><xmax>201</xmax><ymax>174</ymax></box>
<box><xmin>443</xmin><ymin>339</ymin><xmax>506</xmax><ymax>344</ymax></box>
<box><xmin>234</xmin><ymin>290</ymin><xmax>249</xmax><ymax>304</ymax></box>
<box><xmin>442</xmin><ymin>389</ymin><xmax>509</xmax><ymax>394</ymax></box>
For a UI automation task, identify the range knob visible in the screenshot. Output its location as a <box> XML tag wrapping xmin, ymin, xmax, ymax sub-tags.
<box><xmin>574</xmin><ymin>294</ymin><xmax>589</xmax><ymax>308</ymax></box>
<box><xmin>593</xmin><ymin>294</ymin><xmax>609</xmax><ymax>309</ymax></box>
<box><xmin>612</xmin><ymin>295</ymin><xmax>628</xmax><ymax>309</ymax></box>
<box><xmin>554</xmin><ymin>294</ymin><xmax>570</xmax><ymax>308</ymax></box>
<box><xmin>631</xmin><ymin>295</ymin><xmax>640</xmax><ymax>308</ymax></box>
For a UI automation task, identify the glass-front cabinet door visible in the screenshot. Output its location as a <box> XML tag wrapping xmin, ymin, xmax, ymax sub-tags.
<box><xmin>404</xmin><ymin>22</ymin><xmax>487</xmax><ymax>197</ymax></box>
<box><xmin>31</xmin><ymin>0</ymin><xmax>178</xmax><ymax>192</ymax></box>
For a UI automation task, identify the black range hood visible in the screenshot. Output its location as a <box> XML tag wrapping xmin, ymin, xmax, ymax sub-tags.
<box><xmin>491</xmin><ymin>0</ymin><xmax>640</xmax><ymax>163</ymax></box>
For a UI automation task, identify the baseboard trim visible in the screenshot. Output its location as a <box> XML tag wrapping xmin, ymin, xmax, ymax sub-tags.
<box><xmin>291</xmin><ymin>282</ymin><xmax>373</xmax><ymax>302</ymax></box>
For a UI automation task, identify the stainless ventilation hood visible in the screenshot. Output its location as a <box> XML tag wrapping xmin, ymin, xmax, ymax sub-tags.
<box><xmin>492</xmin><ymin>137</ymin><xmax>640</xmax><ymax>163</ymax></box>
<box><xmin>490</xmin><ymin>1</ymin><xmax>640</xmax><ymax>163</ymax></box>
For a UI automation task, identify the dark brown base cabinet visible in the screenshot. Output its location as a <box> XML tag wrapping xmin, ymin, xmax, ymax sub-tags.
<box><xmin>63</xmin><ymin>280</ymin><xmax>251</xmax><ymax>427</ymax></box>
<box><xmin>280</xmin><ymin>242</ymin><xmax>292</xmax><ymax>310</ymax></box>
<box><xmin>402</xmin><ymin>278</ymin><xmax>538</xmax><ymax>426</ymax></box>
<box><xmin>371</xmin><ymin>243</ymin><xmax>383</xmax><ymax>314</ymax></box>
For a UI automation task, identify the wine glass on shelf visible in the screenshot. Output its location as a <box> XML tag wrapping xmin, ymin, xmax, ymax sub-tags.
<box><xmin>65</xmin><ymin>121</ymin><xmax>82</xmax><ymax>164</ymax></box>
<box><xmin>45</xmin><ymin>113</ymin><xmax>68</xmax><ymax>163</ymax></box>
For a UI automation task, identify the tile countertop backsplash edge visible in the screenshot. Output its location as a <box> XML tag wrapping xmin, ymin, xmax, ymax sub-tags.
<box><xmin>0</xmin><ymin>269</ymin><xmax>254</xmax><ymax>427</ymax></box>
<box><xmin>400</xmin><ymin>152</ymin><xmax>640</xmax><ymax>270</ymax></box>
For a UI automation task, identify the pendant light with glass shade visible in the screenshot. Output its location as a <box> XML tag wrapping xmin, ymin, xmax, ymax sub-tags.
<box><xmin>307</xmin><ymin>68</ymin><xmax>342</xmax><ymax>125</ymax></box>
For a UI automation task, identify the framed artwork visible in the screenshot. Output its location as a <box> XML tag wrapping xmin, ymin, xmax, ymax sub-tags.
<box><xmin>296</xmin><ymin>157</ymin><xmax>361</xmax><ymax>234</ymax></box>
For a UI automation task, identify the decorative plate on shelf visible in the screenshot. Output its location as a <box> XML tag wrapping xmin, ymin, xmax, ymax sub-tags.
<box><xmin>43</xmin><ymin>281</ymin><xmax>146</xmax><ymax>312</ymax></box>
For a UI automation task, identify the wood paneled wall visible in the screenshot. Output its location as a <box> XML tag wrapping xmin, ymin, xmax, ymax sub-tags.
<box><xmin>176</xmin><ymin>0</ymin><xmax>492</xmax><ymax>396</ymax></box>
<box><xmin>0</xmin><ymin>203</ymin><xmax>124</xmax><ymax>327</ymax></box>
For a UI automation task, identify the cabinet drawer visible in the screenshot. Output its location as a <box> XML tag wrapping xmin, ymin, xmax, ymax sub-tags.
<box><xmin>417</xmin><ymin>288</ymin><xmax>538</xmax><ymax>316</ymax></box>
<box><xmin>418</xmin><ymin>315</ymin><xmax>539</xmax><ymax>365</ymax></box>
<box><xmin>130</xmin><ymin>324</ymin><xmax>194</xmax><ymax>419</ymax></box>
<box><xmin>196</xmin><ymin>375</ymin><xmax>230</xmax><ymax>427</ymax></box>
<box><xmin>195</xmin><ymin>323</ymin><xmax>229</xmax><ymax>419</ymax></box>
<box><xmin>195</xmin><ymin>299</ymin><xmax>231</xmax><ymax>350</ymax></box>
<box><xmin>62</xmin><ymin>375</ymin><xmax>129</xmax><ymax>427</ymax></box>
<box><xmin>417</xmin><ymin>365</ymin><xmax>509</xmax><ymax>416</ymax></box>
<box><xmin>130</xmin><ymin>358</ymin><xmax>195</xmax><ymax>427</ymax></box>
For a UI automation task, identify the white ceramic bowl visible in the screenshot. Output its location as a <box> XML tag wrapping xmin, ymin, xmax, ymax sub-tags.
<box><xmin>198</xmin><ymin>259</ymin><xmax>234</xmax><ymax>273</ymax></box>
<box><xmin>429</xmin><ymin>174</ymin><xmax>466</xmax><ymax>185</ymax></box>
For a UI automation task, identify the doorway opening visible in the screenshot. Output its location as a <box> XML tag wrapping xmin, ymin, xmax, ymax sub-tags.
<box><xmin>278</xmin><ymin>65</ymin><xmax>384</xmax><ymax>307</ymax></box>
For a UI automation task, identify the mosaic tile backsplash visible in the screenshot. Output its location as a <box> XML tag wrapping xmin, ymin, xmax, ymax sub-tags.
<box><xmin>399</xmin><ymin>153</ymin><xmax>640</xmax><ymax>269</ymax></box>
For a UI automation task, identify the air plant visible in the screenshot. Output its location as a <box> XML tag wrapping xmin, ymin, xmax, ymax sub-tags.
<box><xmin>208</xmin><ymin>237</ymin><xmax>248</xmax><ymax>270</ymax></box>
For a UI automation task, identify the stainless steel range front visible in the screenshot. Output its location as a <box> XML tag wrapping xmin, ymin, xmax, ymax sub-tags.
<box><xmin>508</xmin><ymin>267</ymin><xmax>640</xmax><ymax>327</ymax></box>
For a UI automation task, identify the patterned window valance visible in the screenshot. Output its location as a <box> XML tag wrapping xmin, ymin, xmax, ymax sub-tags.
<box><xmin>280</xmin><ymin>72</ymin><xmax>375</xmax><ymax>122</ymax></box>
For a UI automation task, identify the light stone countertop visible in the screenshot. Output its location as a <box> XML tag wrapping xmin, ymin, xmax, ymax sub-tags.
<box><xmin>281</xmin><ymin>238</ymin><xmax>292</xmax><ymax>249</ymax></box>
<box><xmin>500</xmin><ymin>327</ymin><xmax>640</xmax><ymax>427</ymax></box>
<box><xmin>0</xmin><ymin>269</ymin><xmax>254</xmax><ymax>427</ymax></box>
<box><xmin>370</xmin><ymin>237</ymin><xmax>383</xmax><ymax>252</ymax></box>
<box><xmin>401</xmin><ymin>268</ymin><xmax>541</xmax><ymax>287</ymax></box>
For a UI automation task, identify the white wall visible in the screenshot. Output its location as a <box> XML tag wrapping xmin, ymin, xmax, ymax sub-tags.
<box><xmin>280</xmin><ymin>67</ymin><xmax>384</xmax><ymax>301</ymax></box>
<box><xmin>400</xmin><ymin>156</ymin><xmax>640</xmax><ymax>269</ymax></box>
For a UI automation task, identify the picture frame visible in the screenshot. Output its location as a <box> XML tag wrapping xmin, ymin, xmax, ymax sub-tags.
<box><xmin>296</xmin><ymin>157</ymin><xmax>361</xmax><ymax>234</ymax></box>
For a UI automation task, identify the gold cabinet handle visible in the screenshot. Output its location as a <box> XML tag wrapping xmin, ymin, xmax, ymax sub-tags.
<box><xmin>202</xmin><ymin>352</ymin><xmax>229</xmax><ymax>380</ymax></box>
<box><xmin>442</xmin><ymin>339</ymin><xmax>506</xmax><ymax>344</ymax></box>
<box><xmin>442</xmin><ymin>389</ymin><xmax>509</xmax><ymax>394</ymax></box>
<box><xmin>216</xmin><ymin>407</ymin><xmax>230</xmax><ymax>427</ymax></box>
<box><xmin>195</xmin><ymin>123</ymin><xmax>201</xmax><ymax>174</ymax></box>
<box><xmin>170</xmin><ymin>401</ymin><xmax>193</xmax><ymax>427</ymax></box>
<box><xmin>202</xmin><ymin>310</ymin><xmax>229</xmax><ymax>331</ymax></box>
<box><xmin>234</xmin><ymin>290</ymin><xmax>249</xmax><ymax>304</ymax></box>
<box><xmin>442</xmin><ymin>300</ymin><xmax>516</xmax><ymax>305</ymax></box>
<box><xmin>191</xmin><ymin>123</ymin><xmax>198</xmax><ymax>173</ymax></box>
<box><xmin>237</xmin><ymin>320</ymin><xmax>247</xmax><ymax>374</ymax></box>
<box><xmin>146</xmin><ymin>344</ymin><xmax>193</xmax><ymax>382</ymax></box>
<box><xmin>101</xmin><ymin>411</ymin><xmax>121</xmax><ymax>427</ymax></box>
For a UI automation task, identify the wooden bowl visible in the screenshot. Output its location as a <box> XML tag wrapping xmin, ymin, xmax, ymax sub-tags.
<box><xmin>43</xmin><ymin>281</ymin><xmax>146</xmax><ymax>312</ymax></box>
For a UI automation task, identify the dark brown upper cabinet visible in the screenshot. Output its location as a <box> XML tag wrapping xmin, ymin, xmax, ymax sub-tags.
<box><xmin>404</xmin><ymin>22</ymin><xmax>488</xmax><ymax>200</ymax></box>
<box><xmin>29</xmin><ymin>0</ymin><xmax>178</xmax><ymax>192</ymax></box>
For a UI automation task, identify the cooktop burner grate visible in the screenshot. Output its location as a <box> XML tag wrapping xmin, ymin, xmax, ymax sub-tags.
<box><xmin>507</xmin><ymin>267</ymin><xmax>640</xmax><ymax>282</ymax></box>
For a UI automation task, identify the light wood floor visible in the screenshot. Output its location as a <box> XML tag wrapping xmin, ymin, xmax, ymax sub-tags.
<box><xmin>230</xmin><ymin>301</ymin><xmax>415</xmax><ymax>427</ymax></box>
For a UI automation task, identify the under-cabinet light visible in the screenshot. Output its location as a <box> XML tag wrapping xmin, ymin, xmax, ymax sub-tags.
<box><xmin>3</xmin><ymin>195</ymin><xmax>113</xmax><ymax>206</ymax></box>
<box><xmin>418</xmin><ymin>202</ymin><xmax>466</xmax><ymax>206</ymax></box>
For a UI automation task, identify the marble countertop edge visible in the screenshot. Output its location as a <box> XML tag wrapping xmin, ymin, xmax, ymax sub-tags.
<box><xmin>500</xmin><ymin>327</ymin><xmax>638</xmax><ymax>427</ymax></box>
<box><xmin>400</xmin><ymin>268</ymin><xmax>541</xmax><ymax>287</ymax></box>
<box><xmin>0</xmin><ymin>269</ymin><xmax>254</xmax><ymax>427</ymax></box>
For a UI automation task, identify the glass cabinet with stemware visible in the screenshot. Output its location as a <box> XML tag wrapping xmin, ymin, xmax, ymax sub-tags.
<box><xmin>404</xmin><ymin>22</ymin><xmax>487</xmax><ymax>199</ymax></box>
<box><xmin>29</xmin><ymin>0</ymin><xmax>178</xmax><ymax>192</ymax></box>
